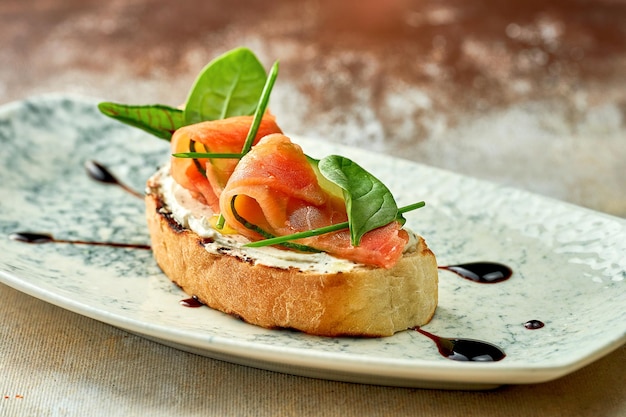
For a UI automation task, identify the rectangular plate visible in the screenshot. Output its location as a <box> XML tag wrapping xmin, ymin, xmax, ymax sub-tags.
<box><xmin>0</xmin><ymin>94</ymin><xmax>624</xmax><ymax>390</ymax></box>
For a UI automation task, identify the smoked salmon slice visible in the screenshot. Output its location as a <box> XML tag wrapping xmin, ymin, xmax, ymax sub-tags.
<box><xmin>170</xmin><ymin>114</ymin><xmax>282</xmax><ymax>212</ymax></box>
<box><xmin>218</xmin><ymin>134</ymin><xmax>409</xmax><ymax>268</ymax></box>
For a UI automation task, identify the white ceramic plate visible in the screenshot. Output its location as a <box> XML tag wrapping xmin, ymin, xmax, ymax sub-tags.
<box><xmin>1</xmin><ymin>94</ymin><xmax>624</xmax><ymax>390</ymax></box>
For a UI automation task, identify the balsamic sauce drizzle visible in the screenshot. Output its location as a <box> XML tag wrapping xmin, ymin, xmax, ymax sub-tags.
<box><xmin>9</xmin><ymin>232</ymin><xmax>151</xmax><ymax>250</ymax></box>
<box><xmin>8</xmin><ymin>161</ymin><xmax>150</xmax><ymax>249</ymax></box>
<box><xmin>412</xmin><ymin>326</ymin><xmax>506</xmax><ymax>362</ymax></box>
<box><xmin>438</xmin><ymin>262</ymin><xmax>513</xmax><ymax>284</ymax></box>
<box><xmin>84</xmin><ymin>159</ymin><xmax>144</xmax><ymax>199</ymax></box>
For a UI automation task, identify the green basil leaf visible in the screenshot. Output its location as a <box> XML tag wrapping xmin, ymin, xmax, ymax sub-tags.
<box><xmin>97</xmin><ymin>102</ymin><xmax>184</xmax><ymax>141</ymax></box>
<box><xmin>318</xmin><ymin>155</ymin><xmax>398</xmax><ymax>246</ymax></box>
<box><xmin>184</xmin><ymin>47</ymin><xmax>267</xmax><ymax>124</ymax></box>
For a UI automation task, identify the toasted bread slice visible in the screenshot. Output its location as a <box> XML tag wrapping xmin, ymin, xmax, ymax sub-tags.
<box><xmin>145</xmin><ymin>170</ymin><xmax>438</xmax><ymax>337</ymax></box>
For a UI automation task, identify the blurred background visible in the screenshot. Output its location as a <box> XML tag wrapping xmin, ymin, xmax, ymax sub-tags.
<box><xmin>1</xmin><ymin>0</ymin><xmax>624</xmax><ymax>216</ymax></box>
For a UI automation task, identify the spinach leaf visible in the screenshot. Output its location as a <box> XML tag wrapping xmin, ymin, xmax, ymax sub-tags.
<box><xmin>318</xmin><ymin>155</ymin><xmax>399</xmax><ymax>246</ymax></box>
<box><xmin>97</xmin><ymin>102</ymin><xmax>184</xmax><ymax>141</ymax></box>
<box><xmin>184</xmin><ymin>47</ymin><xmax>268</xmax><ymax>124</ymax></box>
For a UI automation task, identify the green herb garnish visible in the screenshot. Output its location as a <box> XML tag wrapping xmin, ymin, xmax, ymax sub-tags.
<box><xmin>172</xmin><ymin>60</ymin><xmax>279</xmax><ymax>161</ymax></box>
<box><xmin>208</xmin><ymin>60</ymin><xmax>278</xmax><ymax>230</ymax></box>
<box><xmin>317</xmin><ymin>155</ymin><xmax>400</xmax><ymax>246</ymax></box>
<box><xmin>97</xmin><ymin>103</ymin><xmax>184</xmax><ymax>140</ymax></box>
<box><xmin>240</xmin><ymin>61</ymin><xmax>279</xmax><ymax>155</ymax></box>
<box><xmin>184</xmin><ymin>47</ymin><xmax>268</xmax><ymax>124</ymax></box>
<box><xmin>97</xmin><ymin>47</ymin><xmax>428</xmax><ymax>250</ymax></box>
<box><xmin>230</xmin><ymin>195</ymin><xmax>321</xmax><ymax>253</ymax></box>
<box><xmin>173</xmin><ymin>152</ymin><xmax>244</xmax><ymax>159</ymax></box>
<box><xmin>97</xmin><ymin>47</ymin><xmax>268</xmax><ymax>140</ymax></box>
<box><xmin>187</xmin><ymin>140</ymin><xmax>207</xmax><ymax>177</ymax></box>
<box><xmin>244</xmin><ymin>201</ymin><xmax>425</xmax><ymax>249</ymax></box>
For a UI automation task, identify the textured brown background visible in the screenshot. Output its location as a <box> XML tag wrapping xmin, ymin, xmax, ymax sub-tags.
<box><xmin>1</xmin><ymin>0</ymin><xmax>625</xmax><ymax>215</ymax></box>
<box><xmin>1</xmin><ymin>1</ymin><xmax>624</xmax><ymax>416</ymax></box>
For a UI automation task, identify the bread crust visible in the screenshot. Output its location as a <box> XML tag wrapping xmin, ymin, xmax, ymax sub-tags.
<box><xmin>145</xmin><ymin>177</ymin><xmax>438</xmax><ymax>337</ymax></box>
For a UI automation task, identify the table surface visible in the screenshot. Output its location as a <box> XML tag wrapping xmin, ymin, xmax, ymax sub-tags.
<box><xmin>1</xmin><ymin>1</ymin><xmax>624</xmax><ymax>416</ymax></box>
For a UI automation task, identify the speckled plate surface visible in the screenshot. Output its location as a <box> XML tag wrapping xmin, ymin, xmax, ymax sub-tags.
<box><xmin>1</xmin><ymin>95</ymin><xmax>624</xmax><ymax>390</ymax></box>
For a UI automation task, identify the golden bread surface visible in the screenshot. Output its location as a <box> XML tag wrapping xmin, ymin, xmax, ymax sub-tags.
<box><xmin>145</xmin><ymin>173</ymin><xmax>438</xmax><ymax>337</ymax></box>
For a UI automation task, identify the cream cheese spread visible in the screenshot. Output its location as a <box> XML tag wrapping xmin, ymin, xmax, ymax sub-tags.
<box><xmin>153</xmin><ymin>165</ymin><xmax>417</xmax><ymax>273</ymax></box>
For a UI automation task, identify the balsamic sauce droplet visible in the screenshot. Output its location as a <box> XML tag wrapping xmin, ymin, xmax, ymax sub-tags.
<box><xmin>438</xmin><ymin>262</ymin><xmax>512</xmax><ymax>284</ymax></box>
<box><xmin>180</xmin><ymin>296</ymin><xmax>204</xmax><ymax>308</ymax></box>
<box><xmin>524</xmin><ymin>320</ymin><xmax>545</xmax><ymax>330</ymax></box>
<box><xmin>9</xmin><ymin>231</ymin><xmax>151</xmax><ymax>250</ymax></box>
<box><xmin>85</xmin><ymin>160</ymin><xmax>118</xmax><ymax>184</ymax></box>
<box><xmin>84</xmin><ymin>160</ymin><xmax>143</xmax><ymax>198</ymax></box>
<box><xmin>9</xmin><ymin>232</ymin><xmax>54</xmax><ymax>244</ymax></box>
<box><xmin>412</xmin><ymin>327</ymin><xmax>506</xmax><ymax>362</ymax></box>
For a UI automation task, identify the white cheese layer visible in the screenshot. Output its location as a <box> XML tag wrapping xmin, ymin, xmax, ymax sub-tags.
<box><xmin>153</xmin><ymin>165</ymin><xmax>417</xmax><ymax>273</ymax></box>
